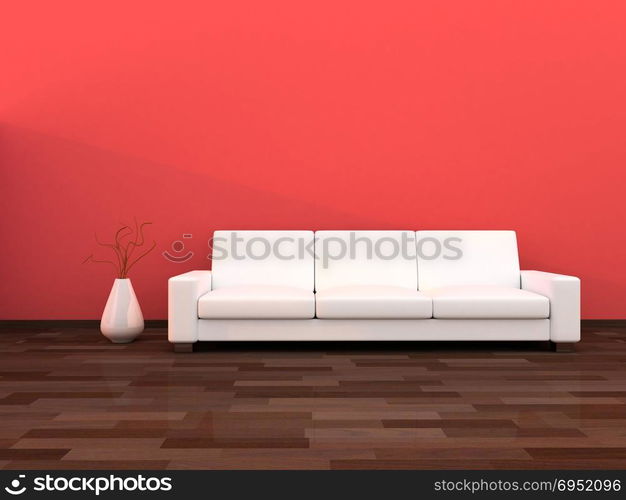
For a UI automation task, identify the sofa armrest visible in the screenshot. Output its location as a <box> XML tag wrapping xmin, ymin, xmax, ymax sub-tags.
<box><xmin>520</xmin><ymin>270</ymin><xmax>580</xmax><ymax>343</ymax></box>
<box><xmin>168</xmin><ymin>271</ymin><xmax>212</xmax><ymax>343</ymax></box>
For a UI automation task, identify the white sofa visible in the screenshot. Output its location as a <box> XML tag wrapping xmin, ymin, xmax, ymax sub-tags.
<box><xmin>168</xmin><ymin>230</ymin><xmax>580</xmax><ymax>352</ymax></box>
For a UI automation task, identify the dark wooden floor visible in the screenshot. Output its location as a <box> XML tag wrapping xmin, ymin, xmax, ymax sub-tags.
<box><xmin>0</xmin><ymin>323</ymin><xmax>625</xmax><ymax>470</ymax></box>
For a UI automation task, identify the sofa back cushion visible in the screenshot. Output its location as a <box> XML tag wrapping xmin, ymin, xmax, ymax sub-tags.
<box><xmin>315</xmin><ymin>231</ymin><xmax>418</xmax><ymax>291</ymax></box>
<box><xmin>416</xmin><ymin>230</ymin><xmax>520</xmax><ymax>290</ymax></box>
<box><xmin>211</xmin><ymin>231</ymin><xmax>315</xmax><ymax>290</ymax></box>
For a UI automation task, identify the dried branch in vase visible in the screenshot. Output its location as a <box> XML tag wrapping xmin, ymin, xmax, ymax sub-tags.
<box><xmin>84</xmin><ymin>219</ymin><xmax>156</xmax><ymax>278</ymax></box>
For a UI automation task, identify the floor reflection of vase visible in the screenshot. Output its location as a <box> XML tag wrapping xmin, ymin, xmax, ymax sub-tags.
<box><xmin>100</xmin><ymin>278</ymin><xmax>144</xmax><ymax>343</ymax></box>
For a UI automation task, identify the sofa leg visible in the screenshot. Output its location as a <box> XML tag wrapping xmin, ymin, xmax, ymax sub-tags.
<box><xmin>552</xmin><ymin>342</ymin><xmax>575</xmax><ymax>353</ymax></box>
<box><xmin>173</xmin><ymin>343</ymin><xmax>194</xmax><ymax>353</ymax></box>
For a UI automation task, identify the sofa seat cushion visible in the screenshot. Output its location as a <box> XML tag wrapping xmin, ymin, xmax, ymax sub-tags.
<box><xmin>426</xmin><ymin>285</ymin><xmax>549</xmax><ymax>319</ymax></box>
<box><xmin>316</xmin><ymin>286</ymin><xmax>433</xmax><ymax>319</ymax></box>
<box><xmin>198</xmin><ymin>286</ymin><xmax>315</xmax><ymax>319</ymax></box>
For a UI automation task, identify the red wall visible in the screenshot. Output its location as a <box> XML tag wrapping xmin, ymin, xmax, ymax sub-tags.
<box><xmin>1</xmin><ymin>1</ymin><xmax>625</xmax><ymax>319</ymax></box>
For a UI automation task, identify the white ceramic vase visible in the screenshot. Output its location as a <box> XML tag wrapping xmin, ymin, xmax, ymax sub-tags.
<box><xmin>100</xmin><ymin>278</ymin><xmax>144</xmax><ymax>343</ymax></box>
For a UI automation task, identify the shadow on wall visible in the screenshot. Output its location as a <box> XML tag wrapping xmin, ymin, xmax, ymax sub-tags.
<box><xmin>0</xmin><ymin>124</ymin><xmax>624</xmax><ymax>319</ymax></box>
